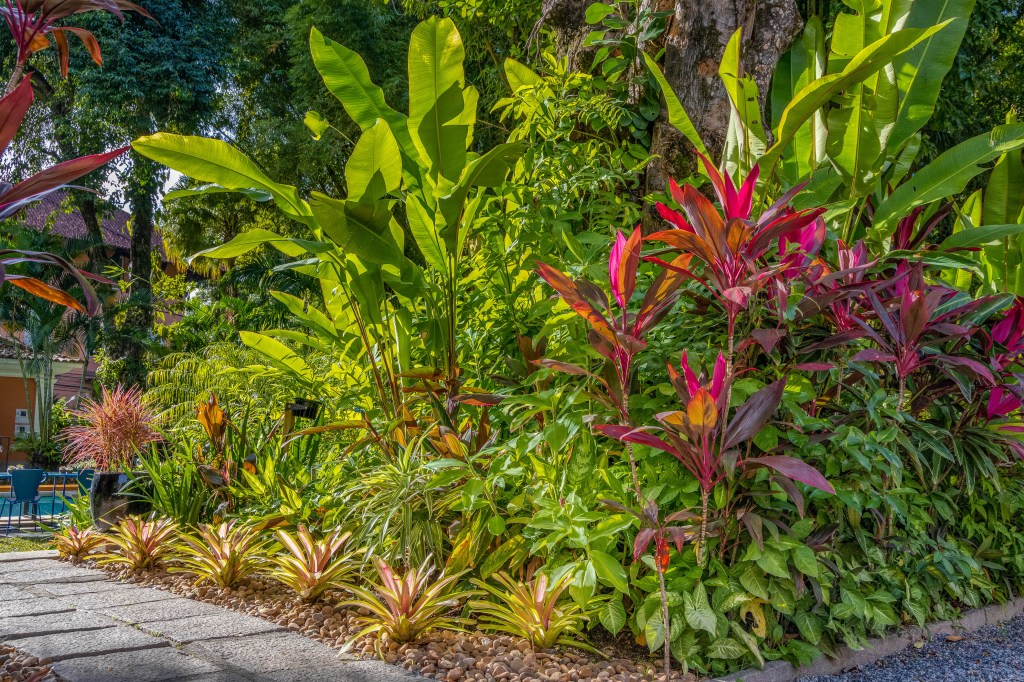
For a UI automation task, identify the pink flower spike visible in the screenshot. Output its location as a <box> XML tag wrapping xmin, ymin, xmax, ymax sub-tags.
<box><xmin>609</xmin><ymin>231</ymin><xmax>627</xmax><ymax>308</ymax></box>
<box><xmin>680</xmin><ymin>351</ymin><xmax>700</xmax><ymax>398</ymax></box>
<box><xmin>710</xmin><ymin>352</ymin><xmax>727</xmax><ymax>402</ymax></box>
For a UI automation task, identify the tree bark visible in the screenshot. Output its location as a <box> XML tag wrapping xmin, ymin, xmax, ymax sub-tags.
<box><xmin>107</xmin><ymin>155</ymin><xmax>159</xmax><ymax>389</ymax></box>
<box><xmin>540</xmin><ymin>0</ymin><xmax>803</xmax><ymax>189</ymax></box>
<box><xmin>648</xmin><ymin>0</ymin><xmax>803</xmax><ymax>186</ymax></box>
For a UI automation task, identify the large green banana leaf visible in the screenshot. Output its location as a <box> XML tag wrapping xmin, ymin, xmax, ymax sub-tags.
<box><xmin>870</xmin><ymin>124</ymin><xmax>1024</xmax><ymax>241</ymax></box>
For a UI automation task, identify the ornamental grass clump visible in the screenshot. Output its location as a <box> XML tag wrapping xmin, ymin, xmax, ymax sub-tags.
<box><xmin>53</xmin><ymin>525</ymin><xmax>106</xmax><ymax>562</ymax></box>
<box><xmin>470</xmin><ymin>572</ymin><xmax>599</xmax><ymax>654</ymax></box>
<box><xmin>61</xmin><ymin>385</ymin><xmax>159</xmax><ymax>471</ymax></box>
<box><xmin>98</xmin><ymin>515</ymin><xmax>178</xmax><ymax>571</ymax></box>
<box><xmin>268</xmin><ymin>524</ymin><xmax>361</xmax><ymax>602</ymax></box>
<box><xmin>174</xmin><ymin>520</ymin><xmax>269</xmax><ymax>589</ymax></box>
<box><xmin>344</xmin><ymin>557</ymin><xmax>476</xmax><ymax>648</ymax></box>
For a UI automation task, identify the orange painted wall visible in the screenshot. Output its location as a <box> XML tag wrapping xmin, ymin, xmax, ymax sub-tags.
<box><xmin>0</xmin><ymin>376</ymin><xmax>36</xmax><ymax>463</ymax></box>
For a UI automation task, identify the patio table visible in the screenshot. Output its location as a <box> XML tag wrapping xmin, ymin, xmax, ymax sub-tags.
<box><xmin>0</xmin><ymin>471</ymin><xmax>81</xmax><ymax>524</ymax></box>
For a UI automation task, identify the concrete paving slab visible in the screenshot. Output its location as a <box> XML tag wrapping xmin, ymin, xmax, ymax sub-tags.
<box><xmin>138</xmin><ymin>612</ymin><xmax>283</xmax><ymax>644</ymax></box>
<box><xmin>9</xmin><ymin>623</ymin><xmax>169</xmax><ymax>661</ymax></box>
<box><xmin>34</xmin><ymin>579</ymin><xmax>125</xmax><ymax>596</ymax></box>
<box><xmin>258</xmin><ymin>660</ymin><xmax>419</xmax><ymax>682</ymax></box>
<box><xmin>0</xmin><ymin>610</ymin><xmax>114</xmax><ymax>639</ymax></box>
<box><xmin>50</xmin><ymin>647</ymin><xmax>222</xmax><ymax>682</ymax></box>
<box><xmin>0</xmin><ymin>550</ymin><xmax>58</xmax><ymax>562</ymax></box>
<box><xmin>184</xmin><ymin>631</ymin><xmax>343</xmax><ymax>673</ymax></box>
<box><xmin>0</xmin><ymin>556</ymin><xmax>422</xmax><ymax>681</ymax></box>
<box><xmin>57</xmin><ymin>585</ymin><xmax>180</xmax><ymax>609</ymax></box>
<box><xmin>0</xmin><ymin>565</ymin><xmax>110</xmax><ymax>583</ymax></box>
<box><xmin>0</xmin><ymin>596</ymin><xmax>74</xmax><ymax>618</ymax></box>
<box><xmin>101</xmin><ymin>596</ymin><xmax>228</xmax><ymax>623</ymax></box>
<box><xmin>0</xmin><ymin>558</ymin><xmax>65</xmax><ymax>573</ymax></box>
<box><xmin>0</xmin><ymin>584</ymin><xmax>37</xmax><ymax>600</ymax></box>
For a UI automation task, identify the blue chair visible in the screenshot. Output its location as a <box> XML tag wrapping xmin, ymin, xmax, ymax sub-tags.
<box><xmin>77</xmin><ymin>469</ymin><xmax>94</xmax><ymax>495</ymax></box>
<box><xmin>0</xmin><ymin>469</ymin><xmax>46</xmax><ymax>536</ymax></box>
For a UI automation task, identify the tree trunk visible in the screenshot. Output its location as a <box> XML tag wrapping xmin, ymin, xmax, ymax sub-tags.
<box><xmin>108</xmin><ymin>156</ymin><xmax>158</xmax><ymax>389</ymax></box>
<box><xmin>648</xmin><ymin>0</ymin><xmax>803</xmax><ymax>186</ymax></box>
<box><xmin>540</xmin><ymin>0</ymin><xmax>803</xmax><ymax>189</ymax></box>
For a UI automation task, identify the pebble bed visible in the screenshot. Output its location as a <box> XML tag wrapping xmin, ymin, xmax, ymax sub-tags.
<box><xmin>90</xmin><ymin>563</ymin><xmax>694</xmax><ymax>682</ymax></box>
<box><xmin>0</xmin><ymin>645</ymin><xmax>59</xmax><ymax>682</ymax></box>
<box><xmin>800</xmin><ymin>615</ymin><xmax>1024</xmax><ymax>682</ymax></box>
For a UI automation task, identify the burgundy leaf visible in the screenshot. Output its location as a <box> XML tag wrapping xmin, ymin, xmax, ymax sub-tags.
<box><xmin>749</xmin><ymin>328</ymin><xmax>787</xmax><ymax>353</ymax></box>
<box><xmin>793</xmin><ymin>362</ymin><xmax>835</xmax><ymax>371</ymax></box>
<box><xmin>745</xmin><ymin>455</ymin><xmax>835</xmax><ymax>494</ymax></box>
<box><xmin>633</xmin><ymin>528</ymin><xmax>656</xmax><ymax>561</ymax></box>
<box><xmin>0</xmin><ymin>78</ymin><xmax>33</xmax><ymax>157</ymax></box>
<box><xmin>935</xmin><ymin>355</ymin><xmax>995</xmax><ymax>385</ymax></box>
<box><xmin>594</xmin><ymin>425</ymin><xmax>678</xmax><ymax>457</ymax></box>
<box><xmin>535</xmin><ymin>359</ymin><xmax>593</xmax><ymax>376</ymax></box>
<box><xmin>0</xmin><ymin>146</ymin><xmax>129</xmax><ymax>215</ymax></box>
<box><xmin>851</xmin><ymin>348</ymin><xmax>897</xmax><ymax>363</ymax></box>
<box><xmin>724</xmin><ymin>379</ymin><xmax>786</xmax><ymax>450</ymax></box>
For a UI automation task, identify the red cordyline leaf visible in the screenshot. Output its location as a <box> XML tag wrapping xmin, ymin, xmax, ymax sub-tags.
<box><xmin>0</xmin><ymin>146</ymin><xmax>129</xmax><ymax>218</ymax></box>
<box><xmin>0</xmin><ymin>77</ymin><xmax>33</xmax><ymax>155</ymax></box>
<box><xmin>744</xmin><ymin>455</ymin><xmax>836</xmax><ymax>495</ymax></box>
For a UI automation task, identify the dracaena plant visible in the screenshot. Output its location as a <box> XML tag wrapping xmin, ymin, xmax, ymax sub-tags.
<box><xmin>268</xmin><ymin>525</ymin><xmax>361</xmax><ymax>602</ymax></box>
<box><xmin>2</xmin><ymin>0</ymin><xmax>152</xmax><ymax>91</ymax></box>
<box><xmin>98</xmin><ymin>515</ymin><xmax>178</xmax><ymax>571</ymax></box>
<box><xmin>849</xmin><ymin>281</ymin><xmax>996</xmax><ymax>410</ymax></box>
<box><xmin>174</xmin><ymin>520</ymin><xmax>269</xmax><ymax>589</ymax></box>
<box><xmin>598</xmin><ymin>351</ymin><xmax>835</xmax><ymax>553</ymax></box>
<box><xmin>537</xmin><ymin>226</ymin><xmax>691</xmax><ymax>495</ymax></box>
<box><xmin>601</xmin><ymin>498</ymin><xmax>698</xmax><ymax>674</ymax></box>
<box><xmin>470</xmin><ymin>571</ymin><xmax>599</xmax><ymax>655</ymax></box>
<box><xmin>343</xmin><ymin>557</ymin><xmax>475</xmax><ymax>650</ymax></box>
<box><xmin>61</xmin><ymin>384</ymin><xmax>159</xmax><ymax>471</ymax></box>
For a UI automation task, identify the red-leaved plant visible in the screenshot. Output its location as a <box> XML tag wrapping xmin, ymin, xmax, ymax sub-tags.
<box><xmin>536</xmin><ymin>227</ymin><xmax>692</xmax><ymax>496</ymax></box>
<box><xmin>61</xmin><ymin>385</ymin><xmax>159</xmax><ymax>471</ymax></box>
<box><xmin>598</xmin><ymin>351</ymin><xmax>835</xmax><ymax>555</ymax></box>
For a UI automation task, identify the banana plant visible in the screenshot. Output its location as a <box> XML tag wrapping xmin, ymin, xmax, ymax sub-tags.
<box><xmin>645</xmin><ymin>0</ymin><xmax>1024</xmax><ymax>265</ymax></box>
<box><xmin>133</xmin><ymin>18</ymin><xmax>523</xmax><ymax>435</ymax></box>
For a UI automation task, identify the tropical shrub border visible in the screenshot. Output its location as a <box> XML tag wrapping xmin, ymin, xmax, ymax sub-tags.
<box><xmin>42</xmin><ymin>1</ymin><xmax>1024</xmax><ymax>679</ymax></box>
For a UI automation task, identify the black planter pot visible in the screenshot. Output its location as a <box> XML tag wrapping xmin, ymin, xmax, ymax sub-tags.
<box><xmin>89</xmin><ymin>472</ymin><xmax>150</xmax><ymax>531</ymax></box>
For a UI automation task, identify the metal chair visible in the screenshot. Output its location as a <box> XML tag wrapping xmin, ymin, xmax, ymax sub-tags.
<box><xmin>0</xmin><ymin>469</ymin><xmax>46</xmax><ymax>536</ymax></box>
<box><xmin>77</xmin><ymin>469</ymin><xmax>94</xmax><ymax>495</ymax></box>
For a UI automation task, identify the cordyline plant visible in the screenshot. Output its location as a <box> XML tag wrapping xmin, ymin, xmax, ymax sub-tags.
<box><xmin>536</xmin><ymin>227</ymin><xmax>692</xmax><ymax>496</ymax></box>
<box><xmin>598</xmin><ymin>352</ymin><xmax>835</xmax><ymax>554</ymax></box>
<box><xmin>2</xmin><ymin>0</ymin><xmax>152</xmax><ymax>92</ymax></box>
<box><xmin>601</xmin><ymin>498</ymin><xmax>698</xmax><ymax>674</ymax></box>
<box><xmin>61</xmin><ymin>385</ymin><xmax>160</xmax><ymax>471</ymax></box>
<box><xmin>849</xmin><ymin>280</ymin><xmax>996</xmax><ymax>409</ymax></box>
<box><xmin>648</xmin><ymin>155</ymin><xmax>826</xmax><ymax>370</ymax></box>
<box><xmin>343</xmin><ymin>557</ymin><xmax>475</xmax><ymax>650</ymax></box>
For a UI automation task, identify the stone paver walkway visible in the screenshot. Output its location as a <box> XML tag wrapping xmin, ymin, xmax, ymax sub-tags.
<box><xmin>0</xmin><ymin>550</ymin><xmax>417</xmax><ymax>682</ymax></box>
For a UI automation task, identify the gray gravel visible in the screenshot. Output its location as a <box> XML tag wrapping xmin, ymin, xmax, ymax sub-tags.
<box><xmin>800</xmin><ymin>615</ymin><xmax>1024</xmax><ymax>682</ymax></box>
